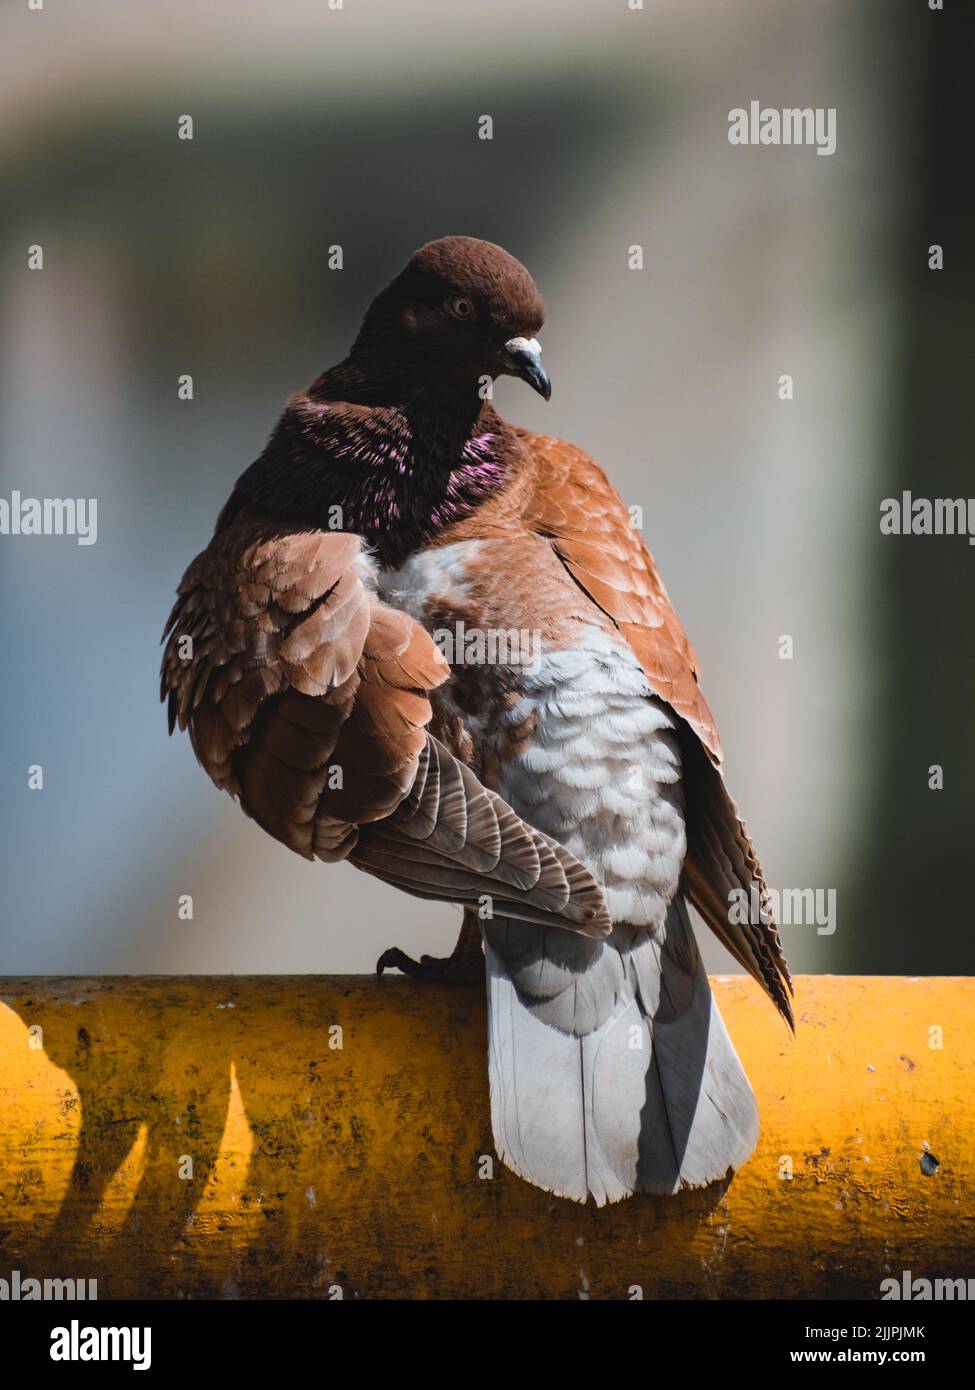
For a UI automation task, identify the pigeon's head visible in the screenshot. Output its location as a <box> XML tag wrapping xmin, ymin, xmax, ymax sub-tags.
<box><xmin>357</xmin><ymin>236</ymin><xmax>551</xmax><ymax>401</ymax></box>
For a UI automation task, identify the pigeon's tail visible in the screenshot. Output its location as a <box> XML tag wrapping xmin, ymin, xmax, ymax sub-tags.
<box><xmin>484</xmin><ymin>896</ymin><xmax>759</xmax><ymax>1205</ymax></box>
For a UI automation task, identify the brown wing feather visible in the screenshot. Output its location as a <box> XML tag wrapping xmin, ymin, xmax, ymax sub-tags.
<box><xmin>516</xmin><ymin>432</ymin><xmax>793</xmax><ymax>1022</ymax></box>
<box><xmin>680</xmin><ymin>733</ymin><xmax>793</xmax><ymax>1027</ymax></box>
<box><xmin>161</xmin><ymin>509</ymin><xmax>610</xmax><ymax>936</ymax></box>
<box><xmin>519</xmin><ymin>432</ymin><xmax>721</xmax><ymax>759</ymax></box>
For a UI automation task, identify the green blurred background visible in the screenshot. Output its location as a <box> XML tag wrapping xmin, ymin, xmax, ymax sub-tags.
<box><xmin>1</xmin><ymin>0</ymin><xmax>971</xmax><ymax>975</ymax></box>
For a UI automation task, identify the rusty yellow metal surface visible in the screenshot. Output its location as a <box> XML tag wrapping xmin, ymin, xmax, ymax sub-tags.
<box><xmin>0</xmin><ymin>975</ymin><xmax>971</xmax><ymax>1299</ymax></box>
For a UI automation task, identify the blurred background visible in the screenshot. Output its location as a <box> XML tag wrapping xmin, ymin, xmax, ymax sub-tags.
<box><xmin>0</xmin><ymin>0</ymin><xmax>970</xmax><ymax>976</ymax></box>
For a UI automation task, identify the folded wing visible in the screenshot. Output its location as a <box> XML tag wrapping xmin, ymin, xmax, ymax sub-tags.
<box><xmin>520</xmin><ymin>432</ymin><xmax>793</xmax><ymax>1021</ymax></box>
<box><xmin>161</xmin><ymin>511</ymin><xmax>610</xmax><ymax>938</ymax></box>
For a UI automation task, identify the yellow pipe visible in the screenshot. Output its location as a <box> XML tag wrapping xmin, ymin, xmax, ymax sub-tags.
<box><xmin>0</xmin><ymin>975</ymin><xmax>971</xmax><ymax>1299</ymax></box>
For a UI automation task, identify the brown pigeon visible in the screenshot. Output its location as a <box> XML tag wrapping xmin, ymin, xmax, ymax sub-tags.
<box><xmin>162</xmin><ymin>236</ymin><xmax>792</xmax><ymax>1205</ymax></box>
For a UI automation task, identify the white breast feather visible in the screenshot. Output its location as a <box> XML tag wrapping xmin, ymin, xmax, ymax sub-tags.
<box><xmin>379</xmin><ymin>548</ymin><xmax>686</xmax><ymax>931</ymax></box>
<box><xmin>498</xmin><ymin>630</ymin><xmax>685</xmax><ymax>929</ymax></box>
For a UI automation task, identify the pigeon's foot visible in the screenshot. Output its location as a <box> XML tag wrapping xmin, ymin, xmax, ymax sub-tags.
<box><xmin>376</xmin><ymin>911</ymin><xmax>483</xmax><ymax>986</ymax></box>
<box><xmin>375</xmin><ymin>947</ymin><xmax>483</xmax><ymax>985</ymax></box>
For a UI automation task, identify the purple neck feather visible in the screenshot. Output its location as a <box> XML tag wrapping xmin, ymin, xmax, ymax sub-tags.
<box><xmin>339</xmin><ymin>417</ymin><xmax>511</xmax><ymax>564</ymax></box>
<box><xmin>228</xmin><ymin>373</ymin><xmax>517</xmax><ymax>569</ymax></box>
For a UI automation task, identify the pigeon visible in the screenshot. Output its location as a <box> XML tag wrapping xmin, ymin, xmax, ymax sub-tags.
<box><xmin>162</xmin><ymin>235</ymin><xmax>792</xmax><ymax>1205</ymax></box>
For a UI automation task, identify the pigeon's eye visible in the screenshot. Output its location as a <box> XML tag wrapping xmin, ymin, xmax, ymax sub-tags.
<box><xmin>446</xmin><ymin>295</ymin><xmax>474</xmax><ymax>321</ymax></box>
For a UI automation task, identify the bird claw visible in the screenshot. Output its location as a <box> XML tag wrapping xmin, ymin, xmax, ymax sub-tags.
<box><xmin>376</xmin><ymin>944</ymin><xmax>482</xmax><ymax>986</ymax></box>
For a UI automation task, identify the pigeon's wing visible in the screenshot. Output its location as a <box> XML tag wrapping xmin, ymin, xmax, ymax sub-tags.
<box><xmin>517</xmin><ymin>431</ymin><xmax>793</xmax><ymax>1021</ymax></box>
<box><xmin>161</xmin><ymin>510</ymin><xmax>610</xmax><ymax>937</ymax></box>
<box><xmin>518</xmin><ymin>431</ymin><xmax>721</xmax><ymax>758</ymax></box>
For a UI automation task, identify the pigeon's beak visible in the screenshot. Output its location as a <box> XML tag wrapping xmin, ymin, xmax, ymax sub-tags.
<box><xmin>503</xmin><ymin>336</ymin><xmax>551</xmax><ymax>401</ymax></box>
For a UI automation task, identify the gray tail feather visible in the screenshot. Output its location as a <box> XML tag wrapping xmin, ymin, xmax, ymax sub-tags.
<box><xmin>484</xmin><ymin>897</ymin><xmax>759</xmax><ymax>1205</ymax></box>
